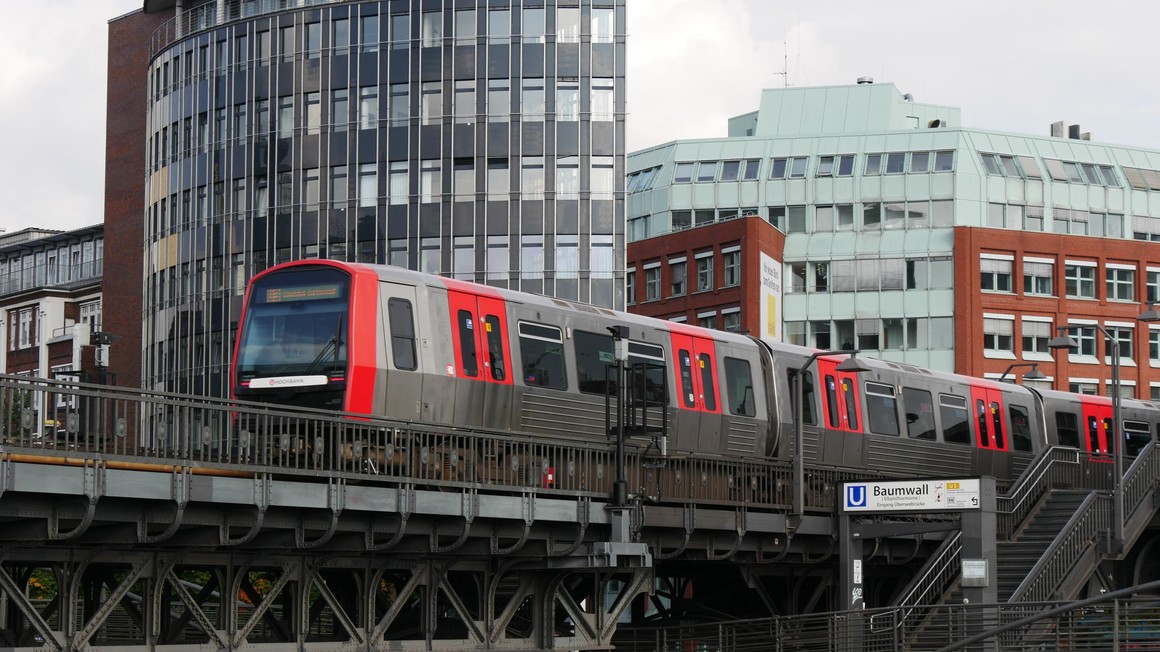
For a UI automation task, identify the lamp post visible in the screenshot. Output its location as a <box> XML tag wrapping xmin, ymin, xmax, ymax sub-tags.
<box><xmin>792</xmin><ymin>350</ymin><xmax>871</xmax><ymax>516</ymax></box>
<box><xmin>1048</xmin><ymin>324</ymin><xmax>1122</xmax><ymax>552</ymax></box>
<box><xmin>997</xmin><ymin>362</ymin><xmax>1047</xmax><ymax>383</ymax></box>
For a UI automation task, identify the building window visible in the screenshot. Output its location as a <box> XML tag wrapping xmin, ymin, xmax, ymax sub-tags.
<box><xmin>673</xmin><ymin>162</ymin><xmax>694</xmax><ymax>183</ymax></box>
<box><xmin>1106</xmin><ymin>267</ymin><xmax>1136</xmax><ymax>302</ymax></box>
<box><xmin>488</xmin><ymin>159</ymin><xmax>509</xmax><ymax>200</ymax></box>
<box><xmin>454</xmin><ymin>159</ymin><xmax>475</xmax><ymax>201</ymax></box>
<box><xmin>388</xmin><ymin>161</ymin><xmax>407</xmax><ymax>204</ymax></box>
<box><xmin>723</xmin><ymin>250</ymin><xmax>740</xmax><ymax>286</ymax></box>
<box><xmin>670</xmin><ymin>261</ymin><xmax>686</xmax><ymax>297</ymax></box>
<box><xmin>1149</xmin><ymin>270</ymin><xmax>1160</xmax><ymax>303</ymax></box>
<box><xmin>696</xmin><ymin>161</ymin><xmax>718</xmax><ymax>182</ymax></box>
<box><xmin>1069</xmin><ymin>381</ymin><xmax>1098</xmax><ymax>395</ymax></box>
<box><xmin>1067</xmin><ymin>325</ymin><xmax>1097</xmax><ymax>357</ymax></box>
<box><xmin>1022</xmin><ymin>320</ymin><xmax>1051</xmax><ymax>354</ymax></box>
<box><xmin>419</xmin><ymin>159</ymin><xmax>440</xmax><ymax>203</ymax></box>
<box><xmin>1108</xmin><ymin>326</ymin><xmax>1134</xmax><ymax>361</ymax></box>
<box><xmin>626</xmin><ymin>270</ymin><xmax>636</xmax><ymax>305</ymax></box>
<box><xmin>1023</xmin><ymin>260</ymin><xmax>1054</xmax><ymax>295</ymax></box>
<box><xmin>644</xmin><ymin>267</ymin><xmax>660</xmax><ymax>301</ymax></box>
<box><xmin>389</xmin><ymin>83</ymin><xmax>408</xmax><ymax>126</ymax></box>
<box><xmin>359</xmin><ymin>86</ymin><xmax>378</xmax><ymax>130</ymax></box>
<box><xmin>981</xmin><ymin>257</ymin><xmax>1012</xmax><ymax>292</ymax></box>
<box><xmin>557</xmin><ymin>79</ymin><xmax>579</xmax><ymax>121</ymax></box>
<box><xmin>722</xmin><ymin>310</ymin><xmax>741</xmax><ymax>333</ymax></box>
<box><xmin>1065</xmin><ymin>264</ymin><xmax>1096</xmax><ymax>299</ymax></box>
<box><xmin>696</xmin><ymin>255</ymin><xmax>714</xmax><ymax>292</ymax></box>
<box><xmin>771</xmin><ymin>157</ymin><xmax>807</xmax><ymax>179</ymax></box>
<box><xmin>1150</xmin><ymin>329</ymin><xmax>1160</xmax><ymax>363</ymax></box>
<box><xmin>486</xmin><ymin>236</ymin><xmax>507</xmax><ymax>282</ymax></box>
<box><xmin>983</xmin><ymin>317</ymin><xmax>1014</xmax><ymax>355</ymax></box>
<box><xmin>699</xmin><ymin>313</ymin><xmax>716</xmax><ymax>329</ymax></box>
<box><xmin>555</xmin><ymin>156</ymin><xmax>579</xmax><ymax>199</ymax></box>
<box><xmin>522</xmin><ymin>78</ymin><xmax>545</xmax><ymax>117</ymax></box>
<box><xmin>520</xmin><ymin>236</ymin><xmax>544</xmax><ymax>280</ymax></box>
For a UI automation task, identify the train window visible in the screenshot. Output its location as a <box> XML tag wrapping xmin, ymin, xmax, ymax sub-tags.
<box><xmin>824</xmin><ymin>375</ymin><xmax>840</xmax><ymax>428</ymax></box>
<box><xmin>991</xmin><ymin>402</ymin><xmax>1005</xmax><ymax>449</ymax></box>
<box><xmin>387</xmin><ymin>298</ymin><xmax>417</xmax><ymax>371</ymax></box>
<box><xmin>1055</xmin><ymin>412</ymin><xmax>1080</xmax><ymax>448</ymax></box>
<box><xmin>902</xmin><ymin>387</ymin><xmax>935</xmax><ymax>440</ymax></box>
<box><xmin>787</xmin><ymin>369</ymin><xmax>816</xmax><ymax>425</ymax></box>
<box><xmin>1125</xmin><ymin>420</ymin><xmax>1150</xmax><ymax>457</ymax></box>
<box><xmin>457</xmin><ymin>310</ymin><xmax>479</xmax><ymax>377</ymax></box>
<box><xmin>976</xmin><ymin>400</ymin><xmax>988</xmax><ymax>446</ymax></box>
<box><xmin>1104</xmin><ymin>418</ymin><xmax>1114</xmax><ymax>455</ymax></box>
<box><xmin>628</xmin><ymin>342</ymin><xmax>667</xmax><ymax>406</ymax></box>
<box><xmin>1008</xmin><ymin>405</ymin><xmax>1032</xmax><ymax>452</ymax></box>
<box><xmin>865</xmin><ymin>382</ymin><xmax>899</xmax><ymax>436</ymax></box>
<box><xmin>1088</xmin><ymin>416</ymin><xmax>1101</xmax><ymax>455</ymax></box>
<box><xmin>698</xmin><ymin>353</ymin><xmax>717</xmax><ymax>411</ymax></box>
<box><xmin>678</xmin><ymin>350</ymin><xmax>696</xmax><ymax>408</ymax></box>
<box><xmin>843</xmin><ymin>378</ymin><xmax>859</xmax><ymax>430</ymax></box>
<box><xmin>518</xmin><ymin>322</ymin><xmax>567</xmax><ymax>389</ymax></box>
<box><xmin>724</xmin><ymin>357</ymin><xmax>754</xmax><ymax>416</ymax></box>
<box><xmin>574</xmin><ymin>330</ymin><xmax>616</xmax><ymax>395</ymax></box>
<box><xmin>939</xmin><ymin>394</ymin><xmax>970</xmax><ymax>444</ymax></box>
<box><xmin>484</xmin><ymin>315</ymin><xmax>505</xmax><ymax>381</ymax></box>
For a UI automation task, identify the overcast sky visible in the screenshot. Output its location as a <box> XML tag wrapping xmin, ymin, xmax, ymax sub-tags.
<box><xmin>2</xmin><ymin>0</ymin><xmax>1158</xmax><ymax>232</ymax></box>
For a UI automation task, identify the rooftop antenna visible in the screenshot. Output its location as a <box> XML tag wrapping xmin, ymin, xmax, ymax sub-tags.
<box><xmin>773</xmin><ymin>41</ymin><xmax>789</xmax><ymax>88</ymax></box>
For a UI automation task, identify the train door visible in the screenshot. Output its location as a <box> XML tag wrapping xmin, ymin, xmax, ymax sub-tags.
<box><xmin>670</xmin><ymin>334</ymin><xmax>700</xmax><ymax>451</ymax></box>
<box><xmin>1078</xmin><ymin>397</ymin><xmax>1113</xmax><ymax>460</ymax></box>
<box><xmin>476</xmin><ymin>295</ymin><xmax>514</xmax><ymax>432</ymax></box>
<box><xmin>970</xmin><ymin>385</ymin><xmax>1009</xmax><ymax>477</ymax></box>
<box><xmin>446</xmin><ymin>291</ymin><xmax>513</xmax><ymax>429</ymax></box>
<box><xmin>690</xmin><ymin>336</ymin><xmax>722</xmax><ymax>453</ymax></box>
<box><xmin>816</xmin><ymin>357</ymin><xmax>865</xmax><ymax>467</ymax></box>
<box><xmin>380</xmin><ymin>282</ymin><xmax>424</xmax><ymax>421</ymax></box>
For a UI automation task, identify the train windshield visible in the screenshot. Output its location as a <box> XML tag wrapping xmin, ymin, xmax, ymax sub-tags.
<box><xmin>236</xmin><ymin>267</ymin><xmax>350</xmax><ymax>379</ymax></box>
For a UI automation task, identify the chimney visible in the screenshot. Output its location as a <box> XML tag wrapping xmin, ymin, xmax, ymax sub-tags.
<box><xmin>1068</xmin><ymin>124</ymin><xmax>1081</xmax><ymax>139</ymax></box>
<box><xmin>1051</xmin><ymin>121</ymin><xmax>1066</xmax><ymax>138</ymax></box>
<box><xmin>856</xmin><ymin>76</ymin><xmax>874</xmax><ymax>85</ymax></box>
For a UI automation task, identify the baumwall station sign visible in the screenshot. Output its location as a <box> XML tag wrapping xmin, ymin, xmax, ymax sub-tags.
<box><xmin>841</xmin><ymin>478</ymin><xmax>981</xmax><ymax>513</ymax></box>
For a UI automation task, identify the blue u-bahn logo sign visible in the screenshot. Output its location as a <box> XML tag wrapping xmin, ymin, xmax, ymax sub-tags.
<box><xmin>846</xmin><ymin>484</ymin><xmax>867</xmax><ymax>509</ymax></box>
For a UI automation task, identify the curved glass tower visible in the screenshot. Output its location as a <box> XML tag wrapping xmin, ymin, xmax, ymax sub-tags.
<box><xmin>143</xmin><ymin>0</ymin><xmax>626</xmax><ymax>397</ymax></box>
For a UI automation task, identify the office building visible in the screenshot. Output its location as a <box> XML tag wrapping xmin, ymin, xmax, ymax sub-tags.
<box><xmin>627</xmin><ymin>80</ymin><xmax>1160</xmax><ymax>398</ymax></box>
<box><xmin>111</xmin><ymin>0</ymin><xmax>625</xmax><ymax>396</ymax></box>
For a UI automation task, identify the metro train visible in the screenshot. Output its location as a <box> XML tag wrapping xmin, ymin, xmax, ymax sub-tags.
<box><xmin>231</xmin><ymin>260</ymin><xmax>1157</xmax><ymax>483</ymax></box>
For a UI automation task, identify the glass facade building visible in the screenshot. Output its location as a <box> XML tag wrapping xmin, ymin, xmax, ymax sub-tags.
<box><xmin>142</xmin><ymin>0</ymin><xmax>626</xmax><ymax>397</ymax></box>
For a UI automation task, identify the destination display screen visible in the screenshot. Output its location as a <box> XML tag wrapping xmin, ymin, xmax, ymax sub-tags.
<box><xmin>261</xmin><ymin>283</ymin><xmax>343</xmax><ymax>304</ymax></box>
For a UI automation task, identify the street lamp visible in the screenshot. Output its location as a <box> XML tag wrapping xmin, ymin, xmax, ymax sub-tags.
<box><xmin>998</xmin><ymin>362</ymin><xmax>1047</xmax><ymax>383</ymax></box>
<box><xmin>1048</xmin><ymin>324</ymin><xmax>1123</xmax><ymax>552</ymax></box>
<box><xmin>792</xmin><ymin>350</ymin><xmax>871</xmax><ymax>516</ymax></box>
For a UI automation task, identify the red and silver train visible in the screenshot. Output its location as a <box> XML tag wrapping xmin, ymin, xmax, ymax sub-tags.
<box><xmin>232</xmin><ymin>260</ymin><xmax>1156</xmax><ymax>482</ymax></box>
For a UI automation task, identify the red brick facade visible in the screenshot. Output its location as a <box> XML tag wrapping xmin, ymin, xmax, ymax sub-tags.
<box><xmin>626</xmin><ymin>217</ymin><xmax>786</xmax><ymax>337</ymax></box>
<box><xmin>955</xmin><ymin>226</ymin><xmax>1160</xmax><ymax>397</ymax></box>
<box><xmin>103</xmin><ymin>10</ymin><xmax>169</xmax><ymax>389</ymax></box>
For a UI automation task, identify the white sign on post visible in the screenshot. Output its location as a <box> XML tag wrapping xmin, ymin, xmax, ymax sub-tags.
<box><xmin>842</xmin><ymin>479</ymin><xmax>981</xmax><ymax>513</ymax></box>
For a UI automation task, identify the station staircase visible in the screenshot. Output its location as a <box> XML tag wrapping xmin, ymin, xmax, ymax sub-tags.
<box><xmin>888</xmin><ymin>441</ymin><xmax>1160</xmax><ymax>646</ymax></box>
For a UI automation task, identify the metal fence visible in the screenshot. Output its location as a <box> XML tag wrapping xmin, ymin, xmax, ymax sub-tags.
<box><xmin>0</xmin><ymin>374</ymin><xmax>894</xmax><ymax>513</ymax></box>
<box><xmin>612</xmin><ymin>597</ymin><xmax>1160</xmax><ymax>652</ymax></box>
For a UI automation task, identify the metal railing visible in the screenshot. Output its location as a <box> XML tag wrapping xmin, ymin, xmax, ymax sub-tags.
<box><xmin>1009</xmin><ymin>443</ymin><xmax>1160</xmax><ymax>604</ymax></box>
<box><xmin>0</xmin><ymin>374</ymin><xmax>899</xmax><ymax>513</ymax></box>
<box><xmin>875</xmin><ymin>530</ymin><xmax>962</xmax><ymax>630</ymax></box>
<box><xmin>996</xmin><ymin>446</ymin><xmax>1089</xmax><ymax>539</ymax></box>
<box><xmin>611</xmin><ymin>596</ymin><xmax>1160</xmax><ymax>652</ymax></box>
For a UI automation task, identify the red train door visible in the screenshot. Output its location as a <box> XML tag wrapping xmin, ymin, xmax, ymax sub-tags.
<box><xmin>1078</xmin><ymin>396</ymin><xmax>1113</xmax><ymax>459</ymax></box>
<box><xmin>970</xmin><ymin>386</ymin><xmax>1008</xmax><ymax>452</ymax></box>
<box><xmin>446</xmin><ymin>290</ymin><xmax>513</xmax><ymax>429</ymax></box>
<box><xmin>817</xmin><ymin>357</ymin><xmax>862</xmax><ymax>433</ymax></box>
<box><xmin>690</xmin><ymin>336</ymin><xmax>721</xmax><ymax>452</ymax></box>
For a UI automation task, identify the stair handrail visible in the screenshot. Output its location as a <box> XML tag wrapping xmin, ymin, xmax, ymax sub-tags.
<box><xmin>997</xmin><ymin>446</ymin><xmax>1082</xmax><ymax>539</ymax></box>
<box><xmin>1009</xmin><ymin>490</ymin><xmax>1110</xmax><ymax>603</ymax></box>
<box><xmin>881</xmin><ymin>529</ymin><xmax>965</xmax><ymax>631</ymax></box>
<box><xmin>1121</xmin><ymin>441</ymin><xmax>1160</xmax><ymax>529</ymax></box>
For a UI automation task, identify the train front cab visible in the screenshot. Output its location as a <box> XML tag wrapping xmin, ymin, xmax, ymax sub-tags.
<box><xmin>1042</xmin><ymin>389</ymin><xmax>1160</xmax><ymax>464</ymax></box>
